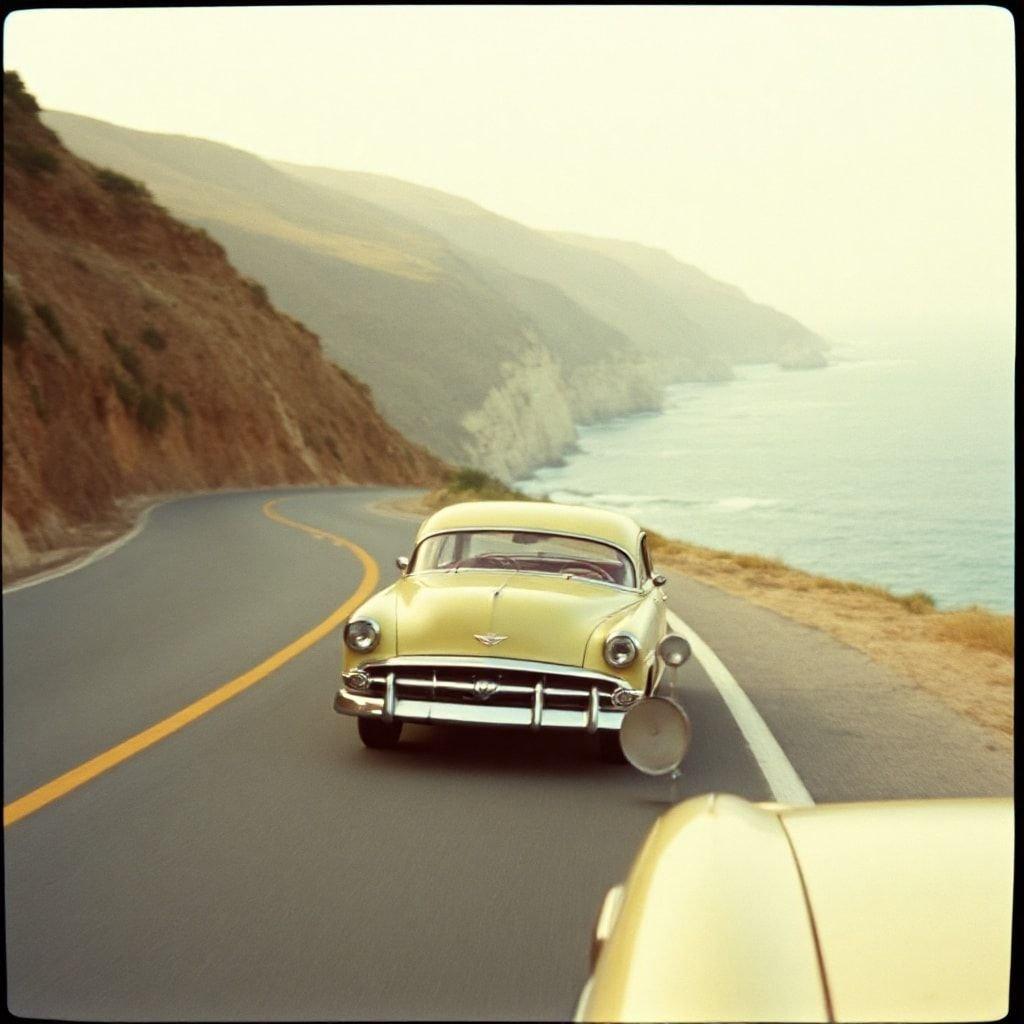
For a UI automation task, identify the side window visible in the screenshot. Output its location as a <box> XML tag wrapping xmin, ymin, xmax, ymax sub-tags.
<box><xmin>640</xmin><ymin>535</ymin><xmax>654</xmax><ymax>582</ymax></box>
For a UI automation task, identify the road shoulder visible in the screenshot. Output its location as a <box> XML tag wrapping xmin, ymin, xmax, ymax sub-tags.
<box><xmin>663</xmin><ymin>568</ymin><xmax>1012</xmax><ymax>801</ymax></box>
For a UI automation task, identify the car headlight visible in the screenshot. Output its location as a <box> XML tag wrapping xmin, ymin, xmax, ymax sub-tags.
<box><xmin>344</xmin><ymin>618</ymin><xmax>380</xmax><ymax>653</ymax></box>
<box><xmin>604</xmin><ymin>632</ymin><xmax>639</xmax><ymax>668</ymax></box>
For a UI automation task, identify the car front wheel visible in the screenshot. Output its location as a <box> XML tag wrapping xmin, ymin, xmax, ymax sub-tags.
<box><xmin>598</xmin><ymin>730</ymin><xmax>626</xmax><ymax>763</ymax></box>
<box><xmin>358</xmin><ymin>717</ymin><xmax>403</xmax><ymax>749</ymax></box>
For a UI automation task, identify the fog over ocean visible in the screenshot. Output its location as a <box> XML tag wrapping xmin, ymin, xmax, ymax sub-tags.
<box><xmin>517</xmin><ymin>343</ymin><xmax>1014</xmax><ymax>613</ymax></box>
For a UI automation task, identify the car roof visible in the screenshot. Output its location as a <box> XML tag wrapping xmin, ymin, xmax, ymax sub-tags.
<box><xmin>415</xmin><ymin>501</ymin><xmax>644</xmax><ymax>555</ymax></box>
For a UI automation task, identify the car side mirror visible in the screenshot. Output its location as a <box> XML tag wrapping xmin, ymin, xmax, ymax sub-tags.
<box><xmin>652</xmin><ymin>573</ymin><xmax>667</xmax><ymax>587</ymax></box>
<box><xmin>396</xmin><ymin>556</ymin><xmax>410</xmax><ymax>573</ymax></box>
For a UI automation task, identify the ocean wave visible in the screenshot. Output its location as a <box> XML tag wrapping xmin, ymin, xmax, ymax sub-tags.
<box><xmin>714</xmin><ymin>497</ymin><xmax>782</xmax><ymax>512</ymax></box>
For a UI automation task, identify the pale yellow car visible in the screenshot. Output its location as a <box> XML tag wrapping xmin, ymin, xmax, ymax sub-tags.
<box><xmin>333</xmin><ymin>500</ymin><xmax>680</xmax><ymax>758</ymax></box>
<box><xmin>577</xmin><ymin>792</ymin><xmax>1013</xmax><ymax>1023</ymax></box>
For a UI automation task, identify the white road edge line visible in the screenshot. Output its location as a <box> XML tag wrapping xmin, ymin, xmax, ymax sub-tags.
<box><xmin>667</xmin><ymin>610</ymin><xmax>815</xmax><ymax>806</ymax></box>
<box><xmin>2</xmin><ymin>501</ymin><xmax>164</xmax><ymax>596</ymax></box>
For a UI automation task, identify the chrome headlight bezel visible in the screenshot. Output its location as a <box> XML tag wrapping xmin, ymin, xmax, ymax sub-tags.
<box><xmin>657</xmin><ymin>633</ymin><xmax>692</xmax><ymax>667</ymax></box>
<box><xmin>603</xmin><ymin>632</ymin><xmax>639</xmax><ymax>669</ymax></box>
<box><xmin>343</xmin><ymin>618</ymin><xmax>381</xmax><ymax>653</ymax></box>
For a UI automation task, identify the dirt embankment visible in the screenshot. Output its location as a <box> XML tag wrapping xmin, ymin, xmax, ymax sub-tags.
<box><xmin>2</xmin><ymin>73</ymin><xmax>447</xmax><ymax>581</ymax></box>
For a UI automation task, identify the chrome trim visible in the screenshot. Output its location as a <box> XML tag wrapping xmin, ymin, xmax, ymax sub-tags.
<box><xmin>334</xmin><ymin>689</ymin><xmax>384</xmax><ymax>717</ymax></box>
<box><xmin>586</xmin><ymin>687</ymin><xmax>600</xmax><ymax>734</ymax></box>
<box><xmin>590</xmin><ymin>884</ymin><xmax>625</xmax><ymax>969</ymax></box>
<box><xmin>531</xmin><ymin>683</ymin><xmax>543</xmax><ymax>731</ymax></box>
<box><xmin>473</xmin><ymin>632</ymin><xmax>508</xmax><ymax>646</ymax></box>
<box><xmin>610</xmin><ymin>686</ymin><xmax>642</xmax><ymax>708</ymax></box>
<box><xmin>333</xmin><ymin>689</ymin><xmax>628</xmax><ymax>731</ymax></box>
<box><xmin>604</xmin><ymin>631</ymin><xmax>641</xmax><ymax>669</ymax></box>
<box><xmin>353</xmin><ymin>675</ymin><xmax>619</xmax><ymax>700</ymax></box>
<box><xmin>409</xmin><ymin>528</ymin><xmax>640</xmax><ymax>589</ymax></box>
<box><xmin>354</xmin><ymin>655</ymin><xmax>631</xmax><ymax>689</ymax></box>
<box><xmin>348</xmin><ymin>668</ymin><xmax>372</xmax><ymax>690</ymax></box>
<box><xmin>343</xmin><ymin>617</ymin><xmax>381</xmax><ymax>653</ymax></box>
<box><xmin>383</xmin><ymin>671</ymin><xmax>396</xmax><ymax>722</ymax></box>
<box><xmin>658</xmin><ymin>632</ymin><xmax>691</xmax><ymax>666</ymax></box>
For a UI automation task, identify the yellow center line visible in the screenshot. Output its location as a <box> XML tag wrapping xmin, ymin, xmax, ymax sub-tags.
<box><xmin>3</xmin><ymin>498</ymin><xmax>379</xmax><ymax>828</ymax></box>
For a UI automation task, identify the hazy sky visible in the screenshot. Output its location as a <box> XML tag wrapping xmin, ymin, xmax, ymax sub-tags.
<box><xmin>3</xmin><ymin>6</ymin><xmax>1015</xmax><ymax>344</ymax></box>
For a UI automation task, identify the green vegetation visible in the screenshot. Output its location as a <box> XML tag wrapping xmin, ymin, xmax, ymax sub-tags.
<box><xmin>9</xmin><ymin>143</ymin><xmax>60</xmax><ymax>176</ymax></box>
<box><xmin>4</xmin><ymin>71</ymin><xmax>39</xmax><ymax>113</ymax></box>
<box><xmin>111</xmin><ymin>372</ymin><xmax>140</xmax><ymax>411</ymax></box>
<box><xmin>28</xmin><ymin>384</ymin><xmax>48</xmax><ymax>422</ymax></box>
<box><xmin>32</xmin><ymin>302</ymin><xmax>76</xmax><ymax>356</ymax></box>
<box><xmin>245</xmin><ymin>278</ymin><xmax>269</xmax><ymax>305</ymax></box>
<box><xmin>95</xmin><ymin>167</ymin><xmax>151</xmax><ymax>200</ymax></box>
<box><xmin>104</xmin><ymin>332</ymin><xmax>144</xmax><ymax>381</ymax></box>
<box><xmin>450</xmin><ymin>467</ymin><xmax>531</xmax><ymax>499</ymax></box>
<box><xmin>139</xmin><ymin>325</ymin><xmax>168</xmax><ymax>350</ymax></box>
<box><xmin>168</xmin><ymin>390</ymin><xmax>190</xmax><ymax>419</ymax></box>
<box><xmin>136</xmin><ymin>385</ymin><xmax>168</xmax><ymax>432</ymax></box>
<box><xmin>3</xmin><ymin>281</ymin><xmax>28</xmax><ymax>347</ymax></box>
<box><xmin>110</xmin><ymin>372</ymin><xmax>169</xmax><ymax>433</ymax></box>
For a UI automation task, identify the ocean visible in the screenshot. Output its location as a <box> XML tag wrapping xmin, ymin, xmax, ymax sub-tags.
<box><xmin>517</xmin><ymin>346</ymin><xmax>1015</xmax><ymax>613</ymax></box>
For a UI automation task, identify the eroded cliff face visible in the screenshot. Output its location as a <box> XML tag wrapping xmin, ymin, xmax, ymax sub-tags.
<box><xmin>459</xmin><ymin>341</ymin><xmax>576</xmax><ymax>481</ymax></box>
<box><xmin>562</xmin><ymin>359</ymin><xmax>662</xmax><ymax>425</ymax></box>
<box><xmin>2</xmin><ymin>74</ymin><xmax>446</xmax><ymax>576</ymax></box>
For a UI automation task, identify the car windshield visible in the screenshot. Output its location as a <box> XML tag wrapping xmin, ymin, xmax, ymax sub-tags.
<box><xmin>411</xmin><ymin>530</ymin><xmax>636</xmax><ymax>587</ymax></box>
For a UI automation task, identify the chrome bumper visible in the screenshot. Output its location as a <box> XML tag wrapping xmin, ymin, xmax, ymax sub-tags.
<box><xmin>333</xmin><ymin>682</ymin><xmax>627</xmax><ymax>732</ymax></box>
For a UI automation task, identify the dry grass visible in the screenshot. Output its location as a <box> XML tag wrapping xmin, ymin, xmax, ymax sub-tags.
<box><xmin>647</xmin><ymin>533</ymin><xmax>1013</xmax><ymax>739</ymax></box>
<box><xmin>387</xmin><ymin>484</ymin><xmax>1014</xmax><ymax>740</ymax></box>
<box><xmin>933</xmin><ymin>608</ymin><xmax>1014</xmax><ymax>657</ymax></box>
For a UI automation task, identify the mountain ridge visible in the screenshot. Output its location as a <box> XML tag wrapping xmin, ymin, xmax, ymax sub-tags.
<box><xmin>40</xmin><ymin>108</ymin><xmax>829</xmax><ymax>479</ymax></box>
<box><xmin>3</xmin><ymin>73</ymin><xmax>446</xmax><ymax>575</ymax></box>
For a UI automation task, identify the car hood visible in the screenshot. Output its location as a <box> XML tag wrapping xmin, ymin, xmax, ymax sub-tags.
<box><xmin>394</xmin><ymin>570</ymin><xmax>641</xmax><ymax>666</ymax></box>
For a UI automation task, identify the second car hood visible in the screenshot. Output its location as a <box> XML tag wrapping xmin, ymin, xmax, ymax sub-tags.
<box><xmin>394</xmin><ymin>570</ymin><xmax>641</xmax><ymax>666</ymax></box>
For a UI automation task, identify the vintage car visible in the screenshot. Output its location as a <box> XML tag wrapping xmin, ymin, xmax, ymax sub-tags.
<box><xmin>333</xmin><ymin>500</ymin><xmax>683</xmax><ymax>758</ymax></box>
<box><xmin>576</xmin><ymin>791</ymin><xmax>1013</xmax><ymax>1022</ymax></box>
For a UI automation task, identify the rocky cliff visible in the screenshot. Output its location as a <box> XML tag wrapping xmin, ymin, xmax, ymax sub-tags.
<box><xmin>3</xmin><ymin>73</ymin><xmax>446</xmax><ymax>576</ymax></box>
<box><xmin>41</xmin><ymin>110</ymin><xmax>661</xmax><ymax>480</ymax></box>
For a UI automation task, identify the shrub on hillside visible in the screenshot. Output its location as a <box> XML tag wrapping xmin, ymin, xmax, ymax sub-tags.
<box><xmin>896</xmin><ymin>590</ymin><xmax>937</xmax><ymax>615</ymax></box>
<box><xmin>10</xmin><ymin>143</ymin><xmax>60</xmax><ymax>176</ymax></box>
<box><xmin>114</xmin><ymin>342</ymin><xmax>144</xmax><ymax>381</ymax></box>
<box><xmin>244</xmin><ymin>278</ymin><xmax>269</xmax><ymax>306</ymax></box>
<box><xmin>445</xmin><ymin>467</ymin><xmax>530</xmax><ymax>501</ymax></box>
<box><xmin>4</xmin><ymin>71</ymin><xmax>40</xmax><ymax>112</ymax></box>
<box><xmin>29</xmin><ymin>384</ymin><xmax>49</xmax><ymax>422</ymax></box>
<box><xmin>3</xmin><ymin>281</ymin><xmax>28</xmax><ymax>347</ymax></box>
<box><xmin>136</xmin><ymin>385</ymin><xmax>168</xmax><ymax>432</ymax></box>
<box><xmin>95</xmin><ymin>167</ymin><xmax>152</xmax><ymax>199</ymax></box>
<box><xmin>32</xmin><ymin>302</ymin><xmax>76</xmax><ymax>356</ymax></box>
<box><xmin>111</xmin><ymin>372</ymin><xmax>140</xmax><ymax>411</ymax></box>
<box><xmin>168</xmin><ymin>390</ymin><xmax>190</xmax><ymax>418</ymax></box>
<box><xmin>139</xmin><ymin>325</ymin><xmax>167</xmax><ymax>350</ymax></box>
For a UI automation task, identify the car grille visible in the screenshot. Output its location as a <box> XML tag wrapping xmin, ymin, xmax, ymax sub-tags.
<box><xmin>355</xmin><ymin>662</ymin><xmax>627</xmax><ymax>711</ymax></box>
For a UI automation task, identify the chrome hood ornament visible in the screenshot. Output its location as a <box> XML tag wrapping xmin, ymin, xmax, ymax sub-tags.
<box><xmin>474</xmin><ymin>633</ymin><xmax>508</xmax><ymax>646</ymax></box>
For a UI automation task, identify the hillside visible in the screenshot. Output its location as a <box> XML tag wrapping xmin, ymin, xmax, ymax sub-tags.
<box><xmin>550</xmin><ymin>232</ymin><xmax>828</xmax><ymax>370</ymax></box>
<box><xmin>270</xmin><ymin>163</ymin><xmax>829</xmax><ymax>374</ymax></box>
<box><xmin>41</xmin><ymin>111</ymin><xmax>661</xmax><ymax>478</ymax></box>
<box><xmin>2</xmin><ymin>73</ymin><xmax>445</xmax><ymax>578</ymax></box>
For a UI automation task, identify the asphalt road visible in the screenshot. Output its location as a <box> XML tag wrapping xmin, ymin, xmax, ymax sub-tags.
<box><xmin>3</xmin><ymin>488</ymin><xmax>1012</xmax><ymax>1020</ymax></box>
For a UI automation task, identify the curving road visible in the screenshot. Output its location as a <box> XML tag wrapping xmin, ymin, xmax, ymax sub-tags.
<box><xmin>3</xmin><ymin>488</ymin><xmax>1012</xmax><ymax>1020</ymax></box>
